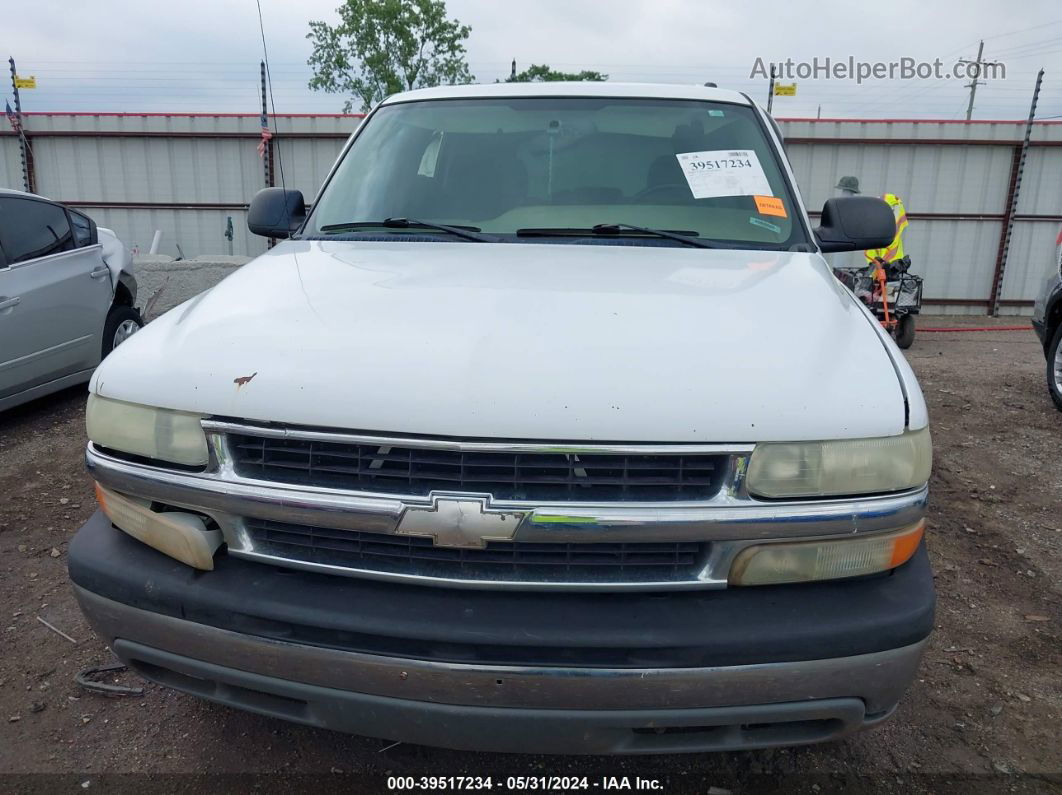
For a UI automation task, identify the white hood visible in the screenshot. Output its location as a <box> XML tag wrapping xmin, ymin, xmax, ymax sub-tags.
<box><xmin>91</xmin><ymin>240</ymin><xmax>909</xmax><ymax>442</ymax></box>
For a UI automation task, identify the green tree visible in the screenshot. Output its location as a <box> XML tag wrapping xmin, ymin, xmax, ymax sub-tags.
<box><xmin>307</xmin><ymin>0</ymin><xmax>474</xmax><ymax>113</ymax></box>
<box><xmin>506</xmin><ymin>64</ymin><xmax>608</xmax><ymax>83</ymax></box>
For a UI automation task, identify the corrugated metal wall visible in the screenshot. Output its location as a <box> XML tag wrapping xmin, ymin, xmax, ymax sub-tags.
<box><xmin>2</xmin><ymin>113</ymin><xmax>1060</xmax><ymax>314</ymax></box>
<box><xmin>780</xmin><ymin>118</ymin><xmax>1062</xmax><ymax>315</ymax></box>
<box><xmin>0</xmin><ymin>113</ymin><xmax>354</xmax><ymax>259</ymax></box>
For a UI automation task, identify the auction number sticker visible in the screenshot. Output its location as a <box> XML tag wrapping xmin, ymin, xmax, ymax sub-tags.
<box><xmin>676</xmin><ymin>149</ymin><xmax>771</xmax><ymax>199</ymax></box>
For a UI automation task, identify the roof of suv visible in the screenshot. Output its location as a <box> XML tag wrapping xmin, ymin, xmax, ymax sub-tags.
<box><xmin>380</xmin><ymin>82</ymin><xmax>753</xmax><ymax>106</ymax></box>
<box><xmin>0</xmin><ymin>188</ymin><xmax>67</xmax><ymax>206</ymax></box>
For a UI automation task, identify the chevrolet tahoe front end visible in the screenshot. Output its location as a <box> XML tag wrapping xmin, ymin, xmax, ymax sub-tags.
<box><xmin>68</xmin><ymin>82</ymin><xmax>934</xmax><ymax>754</ymax></box>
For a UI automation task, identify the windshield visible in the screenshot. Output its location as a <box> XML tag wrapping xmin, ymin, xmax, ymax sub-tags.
<box><xmin>305</xmin><ymin>97</ymin><xmax>807</xmax><ymax>250</ymax></box>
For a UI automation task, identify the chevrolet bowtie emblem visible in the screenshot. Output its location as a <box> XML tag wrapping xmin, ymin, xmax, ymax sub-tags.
<box><xmin>396</xmin><ymin>497</ymin><xmax>526</xmax><ymax>549</ymax></box>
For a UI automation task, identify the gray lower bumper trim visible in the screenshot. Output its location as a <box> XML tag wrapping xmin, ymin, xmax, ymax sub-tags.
<box><xmin>76</xmin><ymin>586</ymin><xmax>927</xmax><ymax>720</ymax></box>
<box><xmin>116</xmin><ymin>638</ymin><xmax>887</xmax><ymax>754</ymax></box>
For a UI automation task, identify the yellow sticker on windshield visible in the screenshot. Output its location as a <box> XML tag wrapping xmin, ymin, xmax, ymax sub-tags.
<box><xmin>754</xmin><ymin>195</ymin><xmax>787</xmax><ymax>217</ymax></box>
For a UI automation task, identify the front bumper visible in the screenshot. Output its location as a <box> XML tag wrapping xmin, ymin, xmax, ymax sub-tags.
<box><xmin>70</xmin><ymin>511</ymin><xmax>934</xmax><ymax>754</ymax></box>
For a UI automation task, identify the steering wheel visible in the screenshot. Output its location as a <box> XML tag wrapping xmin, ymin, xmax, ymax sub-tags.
<box><xmin>634</xmin><ymin>183</ymin><xmax>689</xmax><ymax>201</ymax></box>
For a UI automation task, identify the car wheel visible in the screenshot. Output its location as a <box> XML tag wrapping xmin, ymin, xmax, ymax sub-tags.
<box><xmin>894</xmin><ymin>315</ymin><xmax>916</xmax><ymax>350</ymax></box>
<box><xmin>102</xmin><ymin>305</ymin><xmax>142</xmax><ymax>359</ymax></box>
<box><xmin>1048</xmin><ymin>322</ymin><xmax>1062</xmax><ymax>412</ymax></box>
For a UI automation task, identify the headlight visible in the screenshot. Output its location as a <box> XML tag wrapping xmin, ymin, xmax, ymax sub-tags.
<box><xmin>95</xmin><ymin>483</ymin><xmax>221</xmax><ymax>570</ymax></box>
<box><xmin>86</xmin><ymin>394</ymin><xmax>208</xmax><ymax>467</ymax></box>
<box><xmin>746</xmin><ymin>427</ymin><xmax>931</xmax><ymax>499</ymax></box>
<box><xmin>729</xmin><ymin>520</ymin><xmax>924</xmax><ymax>586</ymax></box>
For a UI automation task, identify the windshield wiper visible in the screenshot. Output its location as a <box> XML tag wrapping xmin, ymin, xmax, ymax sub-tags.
<box><xmin>319</xmin><ymin>217</ymin><xmax>496</xmax><ymax>243</ymax></box>
<box><xmin>516</xmin><ymin>223</ymin><xmax>719</xmax><ymax>249</ymax></box>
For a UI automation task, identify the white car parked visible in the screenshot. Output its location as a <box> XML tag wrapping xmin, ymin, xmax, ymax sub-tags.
<box><xmin>70</xmin><ymin>83</ymin><xmax>934</xmax><ymax>754</ymax></box>
<box><xmin>0</xmin><ymin>189</ymin><xmax>141</xmax><ymax>411</ymax></box>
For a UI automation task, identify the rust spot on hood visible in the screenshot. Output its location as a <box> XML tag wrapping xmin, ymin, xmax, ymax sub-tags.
<box><xmin>234</xmin><ymin>372</ymin><xmax>258</xmax><ymax>388</ymax></box>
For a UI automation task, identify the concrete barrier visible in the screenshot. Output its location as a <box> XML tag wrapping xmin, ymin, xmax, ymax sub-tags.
<box><xmin>134</xmin><ymin>255</ymin><xmax>251</xmax><ymax>320</ymax></box>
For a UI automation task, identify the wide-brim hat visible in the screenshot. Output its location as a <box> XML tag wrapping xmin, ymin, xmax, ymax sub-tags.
<box><xmin>835</xmin><ymin>175</ymin><xmax>861</xmax><ymax>193</ymax></box>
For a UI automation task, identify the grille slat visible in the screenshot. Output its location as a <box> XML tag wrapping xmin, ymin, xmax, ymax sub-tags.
<box><xmin>246</xmin><ymin>518</ymin><xmax>704</xmax><ymax>583</ymax></box>
<box><xmin>229</xmin><ymin>434</ymin><xmax>726</xmax><ymax>502</ymax></box>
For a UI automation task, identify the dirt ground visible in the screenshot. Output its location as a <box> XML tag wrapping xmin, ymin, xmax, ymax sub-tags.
<box><xmin>0</xmin><ymin>316</ymin><xmax>1058</xmax><ymax>794</ymax></box>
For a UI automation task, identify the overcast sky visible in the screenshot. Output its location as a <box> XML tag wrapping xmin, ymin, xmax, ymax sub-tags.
<box><xmin>5</xmin><ymin>0</ymin><xmax>1061</xmax><ymax>119</ymax></box>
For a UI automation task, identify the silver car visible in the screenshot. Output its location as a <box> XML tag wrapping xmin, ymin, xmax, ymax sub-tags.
<box><xmin>0</xmin><ymin>189</ymin><xmax>141</xmax><ymax>411</ymax></box>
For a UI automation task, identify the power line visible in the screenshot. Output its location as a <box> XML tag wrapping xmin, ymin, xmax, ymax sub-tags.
<box><xmin>980</xmin><ymin>19</ymin><xmax>1062</xmax><ymax>44</ymax></box>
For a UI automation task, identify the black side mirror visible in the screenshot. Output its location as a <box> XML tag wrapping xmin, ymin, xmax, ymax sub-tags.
<box><xmin>247</xmin><ymin>188</ymin><xmax>306</xmax><ymax>238</ymax></box>
<box><xmin>814</xmin><ymin>196</ymin><xmax>896</xmax><ymax>253</ymax></box>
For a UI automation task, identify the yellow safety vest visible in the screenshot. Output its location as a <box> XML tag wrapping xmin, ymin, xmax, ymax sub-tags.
<box><xmin>865</xmin><ymin>194</ymin><xmax>908</xmax><ymax>262</ymax></box>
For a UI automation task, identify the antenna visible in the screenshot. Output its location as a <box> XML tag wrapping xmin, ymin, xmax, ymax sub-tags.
<box><xmin>255</xmin><ymin>0</ymin><xmax>286</xmax><ymax>190</ymax></box>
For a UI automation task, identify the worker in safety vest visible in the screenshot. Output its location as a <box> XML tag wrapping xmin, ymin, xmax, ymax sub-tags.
<box><xmin>865</xmin><ymin>193</ymin><xmax>909</xmax><ymax>264</ymax></box>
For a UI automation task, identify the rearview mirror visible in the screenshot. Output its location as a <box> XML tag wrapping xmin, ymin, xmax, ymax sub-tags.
<box><xmin>814</xmin><ymin>196</ymin><xmax>895</xmax><ymax>253</ymax></box>
<box><xmin>247</xmin><ymin>188</ymin><xmax>306</xmax><ymax>239</ymax></box>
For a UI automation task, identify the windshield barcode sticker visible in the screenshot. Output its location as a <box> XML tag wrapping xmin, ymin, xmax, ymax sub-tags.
<box><xmin>676</xmin><ymin>149</ymin><xmax>772</xmax><ymax>199</ymax></box>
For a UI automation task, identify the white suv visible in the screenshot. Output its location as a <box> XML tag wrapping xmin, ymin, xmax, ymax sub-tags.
<box><xmin>69</xmin><ymin>83</ymin><xmax>933</xmax><ymax>754</ymax></box>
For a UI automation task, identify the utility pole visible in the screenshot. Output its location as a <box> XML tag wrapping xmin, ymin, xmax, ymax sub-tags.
<box><xmin>8</xmin><ymin>56</ymin><xmax>34</xmax><ymax>193</ymax></box>
<box><xmin>766</xmin><ymin>64</ymin><xmax>776</xmax><ymax>114</ymax></box>
<box><xmin>959</xmin><ymin>40</ymin><xmax>1000</xmax><ymax>121</ymax></box>
<box><xmin>510</xmin><ymin>58</ymin><xmax>516</xmax><ymax>81</ymax></box>
<box><xmin>816</xmin><ymin>104</ymin><xmax>822</xmax><ymax>119</ymax></box>
<box><xmin>991</xmin><ymin>68</ymin><xmax>1044</xmax><ymax>317</ymax></box>
<box><xmin>260</xmin><ymin>61</ymin><xmax>272</xmax><ymax>190</ymax></box>
<box><xmin>259</xmin><ymin>60</ymin><xmax>276</xmax><ymax>250</ymax></box>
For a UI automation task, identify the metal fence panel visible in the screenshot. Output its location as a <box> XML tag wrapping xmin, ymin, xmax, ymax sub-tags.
<box><xmin>1001</xmin><ymin>221</ymin><xmax>1062</xmax><ymax>304</ymax></box>
<box><xmin>271</xmin><ymin>136</ymin><xmax>348</xmax><ymax>201</ymax></box>
<box><xmin>1016</xmin><ymin>147</ymin><xmax>1062</xmax><ymax>217</ymax></box>
<box><xmin>84</xmin><ymin>206</ymin><xmax>264</xmax><ymax>259</ymax></box>
<box><xmin>785</xmin><ymin>143</ymin><xmax>1014</xmax><ymax>214</ymax></box>
<box><xmin>780</xmin><ymin>119</ymin><xmax>1062</xmax><ymax>144</ymax></box>
<box><xmin>0</xmin><ymin>137</ymin><xmax>21</xmax><ymax>188</ymax></box>
<box><xmin>32</xmin><ymin>137</ymin><xmax>263</xmax><ymax>204</ymax></box>
<box><xmin>913</xmin><ymin>219</ymin><xmax>1002</xmax><ymax>302</ymax></box>
<box><xmin>779</xmin><ymin>118</ymin><xmax>1062</xmax><ymax>314</ymax></box>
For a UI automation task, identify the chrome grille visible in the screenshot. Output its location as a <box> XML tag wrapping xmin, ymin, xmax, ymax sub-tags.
<box><xmin>245</xmin><ymin>517</ymin><xmax>705</xmax><ymax>583</ymax></box>
<box><xmin>228</xmin><ymin>434</ymin><xmax>726</xmax><ymax>502</ymax></box>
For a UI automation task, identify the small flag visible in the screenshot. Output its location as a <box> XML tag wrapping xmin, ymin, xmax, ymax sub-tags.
<box><xmin>257</xmin><ymin>110</ymin><xmax>273</xmax><ymax>159</ymax></box>
<box><xmin>5</xmin><ymin>101</ymin><xmax>21</xmax><ymax>134</ymax></box>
